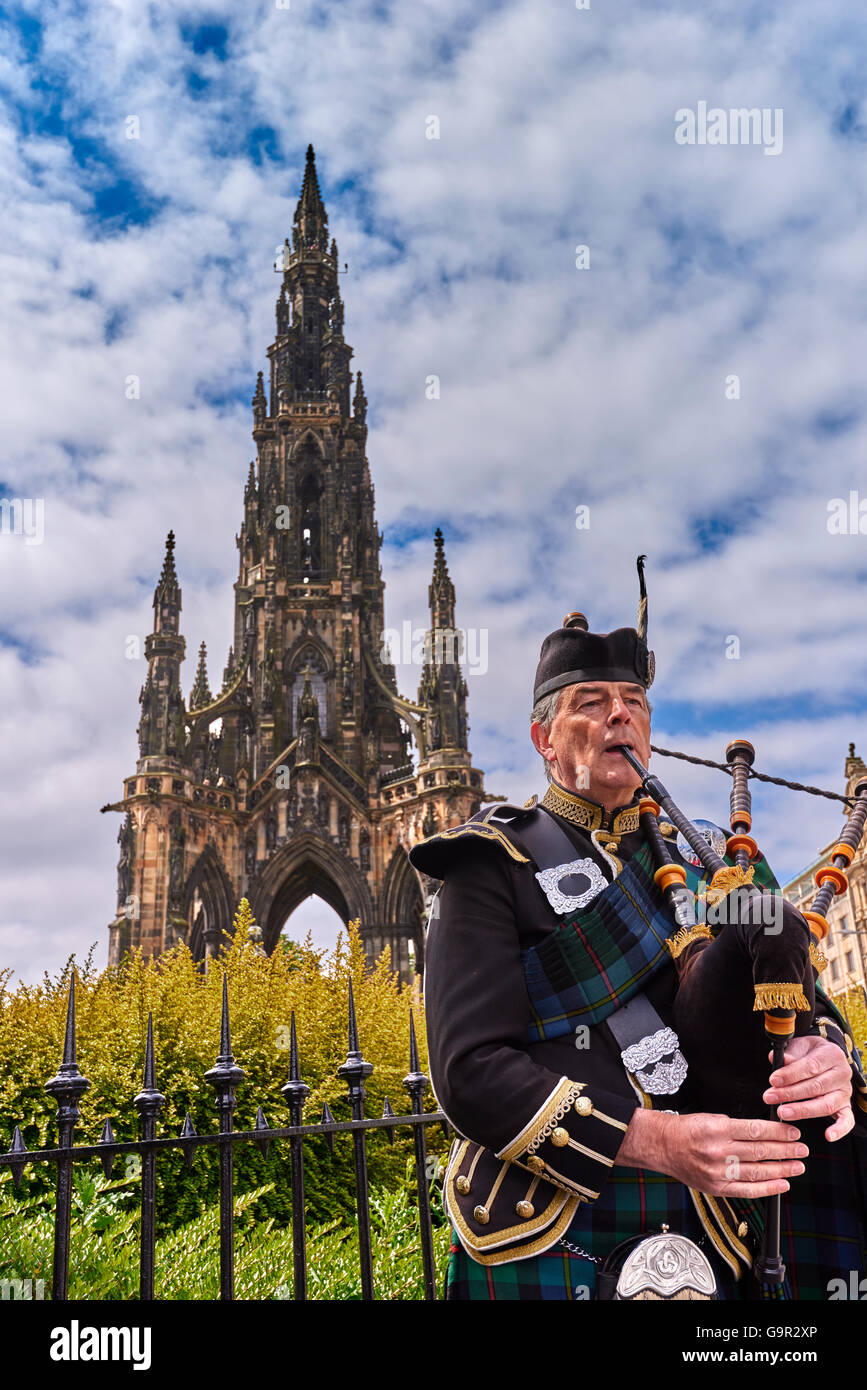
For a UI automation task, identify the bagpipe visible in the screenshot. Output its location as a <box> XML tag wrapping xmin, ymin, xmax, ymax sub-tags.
<box><xmin>618</xmin><ymin>740</ymin><xmax>867</xmax><ymax>1287</ymax></box>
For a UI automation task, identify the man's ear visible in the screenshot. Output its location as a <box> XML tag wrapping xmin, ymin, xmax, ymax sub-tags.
<box><xmin>530</xmin><ymin>721</ymin><xmax>555</xmax><ymax>764</ymax></box>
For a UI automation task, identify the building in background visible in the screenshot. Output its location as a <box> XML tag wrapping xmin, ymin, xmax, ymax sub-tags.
<box><xmin>783</xmin><ymin>745</ymin><xmax>867</xmax><ymax>1015</ymax></box>
<box><xmin>102</xmin><ymin>147</ymin><xmax>489</xmax><ymax>979</ymax></box>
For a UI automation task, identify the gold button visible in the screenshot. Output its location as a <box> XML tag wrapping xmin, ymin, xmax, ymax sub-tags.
<box><xmin>574</xmin><ymin>1096</ymin><xmax>593</xmax><ymax>1117</ymax></box>
<box><xmin>527</xmin><ymin>1155</ymin><xmax>546</xmax><ymax>1174</ymax></box>
<box><xmin>737</xmin><ymin>1222</ymin><xmax>749</xmax><ymax>1239</ymax></box>
<box><xmin>551</xmin><ymin>1126</ymin><xmax>569</xmax><ymax>1147</ymax></box>
<box><xmin>456</xmin><ymin>1175</ymin><xmax>470</xmax><ymax>1195</ymax></box>
<box><xmin>516</xmin><ymin>1200</ymin><xmax>535</xmax><ymax>1220</ymax></box>
<box><xmin>473</xmin><ymin>1204</ymin><xmax>489</xmax><ymax>1225</ymax></box>
<box><xmin>660</xmin><ymin>822</ymin><xmax>675</xmax><ymax>837</ymax></box>
<box><xmin>437</xmin><ymin>1165</ymin><xmax>446</xmax><ymax>1182</ymax></box>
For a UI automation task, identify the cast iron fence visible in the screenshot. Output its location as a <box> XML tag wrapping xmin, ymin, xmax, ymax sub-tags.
<box><xmin>0</xmin><ymin>972</ymin><xmax>448</xmax><ymax>1301</ymax></box>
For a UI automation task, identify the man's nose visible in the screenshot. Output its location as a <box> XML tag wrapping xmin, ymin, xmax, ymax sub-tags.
<box><xmin>607</xmin><ymin>700</ymin><xmax>631</xmax><ymax>723</ymax></box>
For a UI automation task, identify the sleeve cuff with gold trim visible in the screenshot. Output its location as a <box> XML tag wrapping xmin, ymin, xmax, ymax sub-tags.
<box><xmin>814</xmin><ymin>1016</ymin><xmax>852</xmax><ymax>1058</ymax></box>
<box><xmin>494</xmin><ymin>1075</ymin><xmax>636</xmax><ymax>1200</ymax></box>
<box><xmin>814</xmin><ymin>1017</ymin><xmax>867</xmax><ymax>1117</ymax></box>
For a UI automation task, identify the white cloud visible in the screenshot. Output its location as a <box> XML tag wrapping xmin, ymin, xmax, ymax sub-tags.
<box><xmin>0</xmin><ymin>0</ymin><xmax>865</xmax><ymax>983</ymax></box>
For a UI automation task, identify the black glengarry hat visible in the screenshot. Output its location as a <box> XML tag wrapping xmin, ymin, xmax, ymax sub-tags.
<box><xmin>533</xmin><ymin>556</ymin><xmax>655</xmax><ymax>702</ymax></box>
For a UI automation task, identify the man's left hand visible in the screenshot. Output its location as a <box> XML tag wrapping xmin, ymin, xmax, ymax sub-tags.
<box><xmin>763</xmin><ymin>1036</ymin><xmax>854</xmax><ymax>1141</ymax></box>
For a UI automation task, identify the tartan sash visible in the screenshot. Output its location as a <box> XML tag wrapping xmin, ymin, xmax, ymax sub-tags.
<box><xmin>521</xmin><ymin>839</ymin><xmax>778</xmax><ymax>1044</ymax></box>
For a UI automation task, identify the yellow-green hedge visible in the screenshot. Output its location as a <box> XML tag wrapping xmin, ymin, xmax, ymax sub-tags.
<box><xmin>0</xmin><ymin>908</ymin><xmax>445</xmax><ymax>1235</ymax></box>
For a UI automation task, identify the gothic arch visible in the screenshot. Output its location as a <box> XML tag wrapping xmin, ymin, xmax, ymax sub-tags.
<box><xmin>185</xmin><ymin>843</ymin><xmax>235</xmax><ymax>960</ymax></box>
<box><xmin>250</xmin><ymin>831</ymin><xmax>375</xmax><ymax>954</ymax></box>
<box><xmin>289</xmin><ymin>428</ymin><xmax>326</xmax><ymax>461</ymax></box>
<box><xmin>381</xmin><ymin>845</ymin><xmax>425</xmax><ymax>936</ymax></box>
<box><xmin>283</xmin><ymin>634</ymin><xmax>334</xmax><ymax>740</ymax></box>
<box><xmin>283</xmin><ymin>632</ymin><xmax>335</xmax><ymax>682</ymax></box>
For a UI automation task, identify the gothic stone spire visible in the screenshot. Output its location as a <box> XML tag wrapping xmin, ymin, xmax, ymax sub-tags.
<box><xmin>139</xmin><ymin>533</ymin><xmax>186</xmax><ymax>759</ymax></box>
<box><xmin>292</xmin><ymin>144</ymin><xmax>329</xmax><ymax>256</ymax></box>
<box><xmin>429</xmin><ymin>526</ymin><xmax>456</xmax><ymax>631</ymax></box>
<box><xmin>109</xmin><ymin>146</ymin><xmax>488</xmax><ymax>981</ymax></box>
<box><xmin>190</xmin><ymin>641</ymin><xmax>212</xmax><ymax>710</ymax></box>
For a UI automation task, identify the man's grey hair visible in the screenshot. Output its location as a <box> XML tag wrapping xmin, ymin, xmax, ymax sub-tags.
<box><xmin>530</xmin><ymin>686</ymin><xmax>653</xmax><ymax>783</ymax></box>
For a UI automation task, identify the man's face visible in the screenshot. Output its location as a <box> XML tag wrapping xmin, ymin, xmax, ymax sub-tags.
<box><xmin>531</xmin><ymin>681</ymin><xmax>651</xmax><ymax>808</ymax></box>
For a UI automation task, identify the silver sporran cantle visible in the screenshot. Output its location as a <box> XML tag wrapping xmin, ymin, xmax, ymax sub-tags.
<box><xmin>615</xmin><ymin>1230</ymin><xmax>717</xmax><ymax>1300</ymax></box>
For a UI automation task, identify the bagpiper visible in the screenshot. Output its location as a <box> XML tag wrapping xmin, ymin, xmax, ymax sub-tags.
<box><xmin>409</xmin><ymin>559</ymin><xmax>867</xmax><ymax>1300</ymax></box>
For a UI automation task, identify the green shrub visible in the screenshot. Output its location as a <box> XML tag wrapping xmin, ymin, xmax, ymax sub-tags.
<box><xmin>0</xmin><ymin>913</ymin><xmax>447</xmax><ymax>1238</ymax></box>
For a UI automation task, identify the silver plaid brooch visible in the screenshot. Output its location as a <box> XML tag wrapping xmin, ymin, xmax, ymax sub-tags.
<box><xmin>620</xmin><ymin>1026</ymin><xmax>688</xmax><ymax>1096</ymax></box>
<box><xmin>534</xmin><ymin>858</ymin><xmax>608</xmax><ymax>915</ymax></box>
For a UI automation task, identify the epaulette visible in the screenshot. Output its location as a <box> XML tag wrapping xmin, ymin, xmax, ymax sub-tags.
<box><xmin>408</xmin><ymin>800</ymin><xmax>538</xmax><ymax>880</ymax></box>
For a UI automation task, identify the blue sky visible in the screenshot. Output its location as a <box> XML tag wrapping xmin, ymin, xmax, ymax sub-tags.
<box><xmin>1</xmin><ymin>0</ymin><xmax>866</xmax><ymax>981</ymax></box>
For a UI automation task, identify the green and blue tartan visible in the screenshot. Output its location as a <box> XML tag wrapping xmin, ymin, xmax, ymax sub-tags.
<box><xmin>446</xmin><ymin>1132</ymin><xmax>867</xmax><ymax>1301</ymax></box>
<box><xmin>521</xmin><ymin>842</ymin><xmax>778</xmax><ymax>1040</ymax></box>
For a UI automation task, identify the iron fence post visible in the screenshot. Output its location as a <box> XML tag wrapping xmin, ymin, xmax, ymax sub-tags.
<box><xmin>402</xmin><ymin>1009</ymin><xmax>437</xmax><ymax>1300</ymax></box>
<box><xmin>280</xmin><ymin>1011</ymin><xmax>310</xmax><ymax>1301</ymax></box>
<box><xmin>133</xmin><ymin>1013</ymin><xmax>165</xmax><ymax>1300</ymax></box>
<box><xmin>44</xmin><ymin>972</ymin><xmax>90</xmax><ymax>1302</ymax></box>
<box><xmin>337</xmin><ymin>976</ymin><xmax>374</xmax><ymax>1300</ymax></box>
<box><xmin>204</xmin><ymin>974</ymin><xmax>245</xmax><ymax>1301</ymax></box>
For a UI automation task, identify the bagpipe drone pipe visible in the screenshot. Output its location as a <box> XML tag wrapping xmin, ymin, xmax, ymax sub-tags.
<box><xmin>620</xmin><ymin>742</ymin><xmax>867</xmax><ymax>1284</ymax></box>
<box><xmin>620</xmin><ymin>741</ymin><xmax>867</xmax><ymax>1116</ymax></box>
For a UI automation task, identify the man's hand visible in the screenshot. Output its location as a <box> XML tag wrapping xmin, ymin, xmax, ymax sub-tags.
<box><xmin>614</xmin><ymin>1108</ymin><xmax>808</xmax><ymax>1198</ymax></box>
<box><xmin>763</xmin><ymin>1035</ymin><xmax>854</xmax><ymax>1141</ymax></box>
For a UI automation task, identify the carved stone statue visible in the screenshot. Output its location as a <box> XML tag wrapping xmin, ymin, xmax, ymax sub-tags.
<box><xmin>297</xmin><ymin>715</ymin><xmax>315</xmax><ymax>763</ymax></box>
<box><xmin>168</xmin><ymin>814</ymin><xmax>186</xmax><ymax>911</ymax></box>
<box><xmin>116</xmin><ymin>812</ymin><xmax>134</xmax><ymax>909</ymax></box>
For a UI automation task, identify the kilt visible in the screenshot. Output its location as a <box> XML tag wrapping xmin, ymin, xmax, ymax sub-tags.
<box><xmin>445</xmin><ymin>1123</ymin><xmax>867</xmax><ymax>1301</ymax></box>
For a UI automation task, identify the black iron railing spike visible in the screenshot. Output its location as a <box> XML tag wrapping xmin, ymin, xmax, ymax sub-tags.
<box><xmin>408</xmin><ymin>1008</ymin><xmax>420</xmax><ymax>1074</ymax></box>
<box><xmin>337</xmin><ymin>983</ymin><xmax>375</xmax><ymax>1301</ymax></box>
<box><xmin>219</xmin><ymin>972</ymin><xmax>232</xmax><ymax>1060</ymax></box>
<box><xmin>254</xmin><ymin>1106</ymin><xmax>271</xmax><ymax>1159</ymax></box>
<box><xmin>46</xmin><ymin>978</ymin><xmax>91</xmax><ymax>1100</ymax></box>
<box><xmin>204</xmin><ymin>974</ymin><xmax>245</xmax><ymax>1302</ymax></box>
<box><xmin>320</xmin><ymin>1101</ymin><xmax>335</xmax><ymax>1153</ymax></box>
<box><xmin>281</xmin><ymin>1021</ymin><xmax>311</xmax><ymax>1303</ymax></box>
<box><xmin>179</xmin><ymin>1112</ymin><xmax>198</xmax><ymax>1170</ymax></box>
<box><xmin>381</xmin><ymin>1096</ymin><xmax>396</xmax><ymax>1144</ymax></box>
<box><xmin>346</xmin><ymin>975</ymin><xmax>360</xmax><ymax>1054</ymax></box>
<box><xmin>403</xmin><ymin>1012</ymin><xmax>429</xmax><ymax>1105</ymax></box>
<box><xmin>289</xmin><ymin>1011</ymin><xmax>300</xmax><ymax>1081</ymax></box>
<box><xmin>97</xmin><ymin>1118</ymin><xmax>116</xmax><ymax>1180</ymax></box>
<box><xmin>44</xmin><ymin>972</ymin><xmax>90</xmax><ymax>1302</ymax></box>
<box><xmin>134</xmin><ymin>1014</ymin><xmax>165</xmax><ymax>1302</ymax></box>
<box><xmin>7</xmin><ymin>1126</ymin><xmax>28</xmax><ymax>1191</ymax></box>
<box><xmin>281</xmin><ymin>1016</ymin><xmax>310</xmax><ymax>1114</ymax></box>
<box><xmin>402</xmin><ymin>1016</ymin><xmax>436</xmax><ymax>1300</ymax></box>
<box><xmin>143</xmin><ymin>1013</ymin><xmax>156</xmax><ymax>1090</ymax></box>
<box><xmin>62</xmin><ymin>969</ymin><xmax>78</xmax><ymax>1067</ymax></box>
<box><xmin>134</xmin><ymin>1029</ymin><xmax>166</xmax><ymax>1117</ymax></box>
